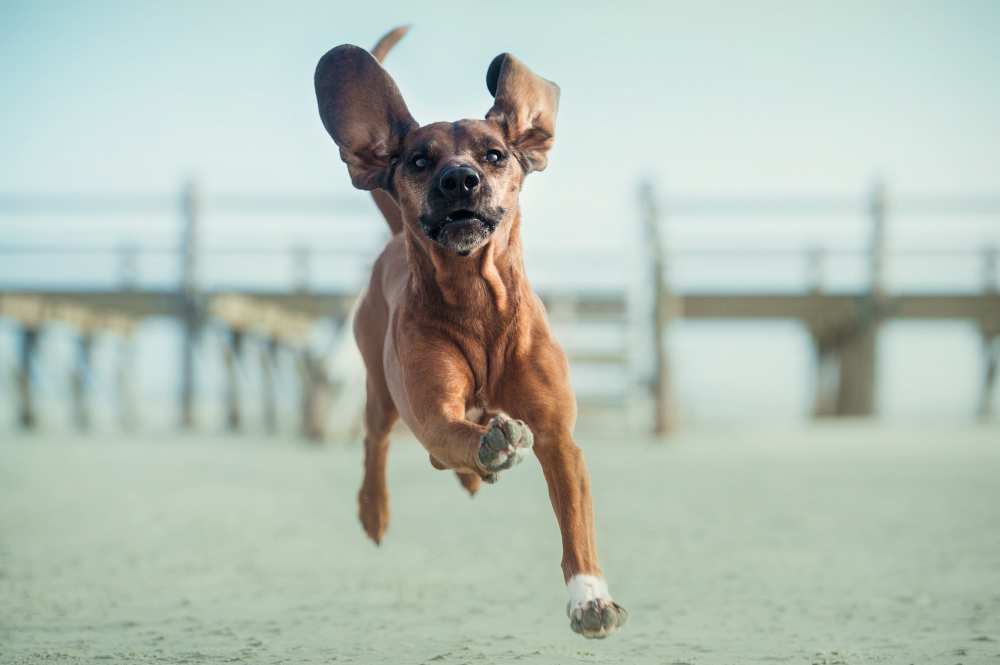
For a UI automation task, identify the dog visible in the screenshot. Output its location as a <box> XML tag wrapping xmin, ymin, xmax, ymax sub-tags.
<box><xmin>314</xmin><ymin>26</ymin><xmax>628</xmax><ymax>639</ymax></box>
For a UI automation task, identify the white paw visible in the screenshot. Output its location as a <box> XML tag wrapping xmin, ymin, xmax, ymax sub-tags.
<box><xmin>566</xmin><ymin>575</ymin><xmax>628</xmax><ymax>639</ymax></box>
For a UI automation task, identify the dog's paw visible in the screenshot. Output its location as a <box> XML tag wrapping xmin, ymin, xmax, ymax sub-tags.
<box><xmin>477</xmin><ymin>415</ymin><xmax>533</xmax><ymax>480</ymax></box>
<box><xmin>568</xmin><ymin>598</ymin><xmax>628</xmax><ymax>639</ymax></box>
<box><xmin>566</xmin><ymin>575</ymin><xmax>627</xmax><ymax>639</ymax></box>
<box><xmin>357</xmin><ymin>484</ymin><xmax>389</xmax><ymax>545</ymax></box>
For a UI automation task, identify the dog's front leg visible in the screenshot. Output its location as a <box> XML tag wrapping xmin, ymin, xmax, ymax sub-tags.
<box><xmin>533</xmin><ymin>434</ymin><xmax>627</xmax><ymax>638</ymax></box>
<box><xmin>499</xmin><ymin>349</ymin><xmax>628</xmax><ymax>639</ymax></box>
<box><xmin>398</xmin><ymin>346</ymin><xmax>533</xmax><ymax>481</ymax></box>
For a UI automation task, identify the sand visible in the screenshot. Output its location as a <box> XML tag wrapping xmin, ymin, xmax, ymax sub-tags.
<box><xmin>1</xmin><ymin>424</ymin><xmax>999</xmax><ymax>664</ymax></box>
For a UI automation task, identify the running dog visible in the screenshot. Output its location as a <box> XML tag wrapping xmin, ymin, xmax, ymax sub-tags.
<box><xmin>314</xmin><ymin>26</ymin><xmax>627</xmax><ymax>639</ymax></box>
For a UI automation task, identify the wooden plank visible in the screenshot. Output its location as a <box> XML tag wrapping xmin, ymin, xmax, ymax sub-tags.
<box><xmin>1</xmin><ymin>290</ymin><xmax>182</xmax><ymax>317</ymax></box>
<box><xmin>539</xmin><ymin>291</ymin><xmax>627</xmax><ymax>320</ymax></box>
<box><xmin>3</xmin><ymin>289</ymin><xmax>997</xmax><ymax>326</ymax></box>
<box><xmin>891</xmin><ymin>294</ymin><xmax>1000</xmax><ymax>322</ymax></box>
<box><xmin>567</xmin><ymin>350</ymin><xmax>628</xmax><ymax>365</ymax></box>
<box><xmin>679</xmin><ymin>293</ymin><xmax>860</xmax><ymax>321</ymax></box>
<box><xmin>0</xmin><ymin>289</ymin><xmax>356</xmax><ymax>319</ymax></box>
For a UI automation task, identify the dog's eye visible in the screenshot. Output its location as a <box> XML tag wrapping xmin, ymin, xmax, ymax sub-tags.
<box><xmin>411</xmin><ymin>155</ymin><xmax>429</xmax><ymax>170</ymax></box>
<box><xmin>484</xmin><ymin>149</ymin><xmax>504</xmax><ymax>164</ymax></box>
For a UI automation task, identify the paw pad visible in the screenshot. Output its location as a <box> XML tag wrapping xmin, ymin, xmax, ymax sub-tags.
<box><xmin>568</xmin><ymin>599</ymin><xmax>628</xmax><ymax>639</ymax></box>
<box><xmin>477</xmin><ymin>415</ymin><xmax>533</xmax><ymax>475</ymax></box>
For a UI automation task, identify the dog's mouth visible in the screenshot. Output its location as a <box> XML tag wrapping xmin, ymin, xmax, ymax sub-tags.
<box><xmin>419</xmin><ymin>208</ymin><xmax>500</xmax><ymax>256</ymax></box>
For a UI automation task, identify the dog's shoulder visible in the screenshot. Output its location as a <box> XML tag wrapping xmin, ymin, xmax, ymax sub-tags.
<box><xmin>367</xmin><ymin>234</ymin><xmax>408</xmax><ymax>309</ymax></box>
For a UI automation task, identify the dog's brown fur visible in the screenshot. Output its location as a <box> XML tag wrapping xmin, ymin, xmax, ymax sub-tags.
<box><xmin>314</xmin><ymin>27</ymin><xmax>626</xmax><ymax>638</ymax></box>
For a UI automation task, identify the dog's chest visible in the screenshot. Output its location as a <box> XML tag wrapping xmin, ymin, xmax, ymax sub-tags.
<box><xmin>453</xmin><ymin>319</ymin><xmax>517</xmax><ymax>406</ymax></box>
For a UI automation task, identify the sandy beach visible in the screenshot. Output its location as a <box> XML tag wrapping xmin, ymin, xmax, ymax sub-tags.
<box><xmin>2</xmin><ymin>424</ymin><xmax>998</xmax><ymax>664</ymax></box>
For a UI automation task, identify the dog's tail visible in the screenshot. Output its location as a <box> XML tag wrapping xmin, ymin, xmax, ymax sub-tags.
<box><xmin>367</xmin><ymin>26</ymin><xmax>411</xmax><ymax>235</ymax></box>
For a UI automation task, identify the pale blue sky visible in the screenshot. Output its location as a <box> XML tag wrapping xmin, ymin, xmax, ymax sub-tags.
<box><xmin>2</xmin><ymin>1</ymin><xmax>999</xmax><ymax>423</ymax></box>
<box><xmin>3</xmin><ymin>0</ymin><xmax>999</xmax><ymax>277</ymax></box>
<box><xmin>3</xmin><ymin>1</ymin><xmax>999</xmax><ymax>200</ymax></box>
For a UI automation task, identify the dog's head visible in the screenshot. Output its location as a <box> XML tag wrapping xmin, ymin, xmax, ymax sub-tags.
<box><xmin>315</xmin><ymin>44</ymin><xmax>559</xmax><ymax>256</ymax></box>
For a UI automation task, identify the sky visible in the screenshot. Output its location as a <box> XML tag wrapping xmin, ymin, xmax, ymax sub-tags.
<box><xmin>1</xmin><ymin>1</ymin><xmax>999</xmax><ymax>423</ymax></box>
<box><xmin>2</xmin><ymin>1</ymin><xmax>999</xmax><ymax>273</ymax></box>
<box><xmin>3</xmin><ymin>2</ymin><xmax>1000</xmax><ymax>197</ymax></box>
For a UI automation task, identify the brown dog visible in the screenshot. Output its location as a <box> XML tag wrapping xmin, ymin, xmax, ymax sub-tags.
<box><xmin>314</xmin><ymin>27</ymin><xmax>627</xmax><ymax>639</ymax></box>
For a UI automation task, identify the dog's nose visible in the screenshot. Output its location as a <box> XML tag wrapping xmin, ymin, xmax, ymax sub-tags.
<box><xmin>438</xmin><ymin>165</ymin><xmax>481</xmax><ymax>197</ymax></box>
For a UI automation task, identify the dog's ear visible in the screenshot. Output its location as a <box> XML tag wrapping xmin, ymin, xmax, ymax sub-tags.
<box><xmin>485</xmin><ymin>53</ymin><xmax>560</xmax><ymax>173</ymax></box>
<box><xmin>315</xmin><ymin>45</ymin><xmax>417</xmax><ymax>190</ymax></box>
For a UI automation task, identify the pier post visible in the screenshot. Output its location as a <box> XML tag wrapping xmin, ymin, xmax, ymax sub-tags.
<box><xmin>118</xmin><ymin>242</ymin><xmax>138</xmax><ymax>290</ymax></box>
<box><xmin>868</xmin><ymin>179</ymin><xmax>887</xmax><ymax>299</ymax></box>
<box><xmin>293</xmin><ymin>245</ymin><xmax>312</xmax><ymax>293</ymax></box>
<box><xmin>640</xmin><ymin>181</ymin><xmax>675</xmax><ymax>436</ymax></box>
<box><xmin>977</xmin><ymin>246</ymin><xmax>998</xmax><ymax>420</ymax></box>
<box><xmin>117</xmin><ymin>332</ymin><xmax>138</xmax><ymax>431</ymax></box>
<box><xmin>806</xmin><ymin>246</ymin><xmax>826</xmax><ymax>295</ymax></box>
<box><xmin>835</xmin><ymin>180</ymin><xmax>886</xmax><ymax>416</ymax></box>
<box><xmin>299</xmin><ymin>349</ymin><xmax>331</xmax><ymax>442</ymax></box>
<box><xmin>224</xmin><ymin>327</ymin><xmax>245</xmax><ymax>432</ymax></box>
<box><xmin>261</xmin><ymin>337</ymin><xmax>279</xmax><ymax>434</ymax></box>
<box><xmin>70</xmin><ymin>332</ymin><xmax>94</xmax><ymax>432</ymax></box>
<box><xmin>179</xmin><ymin>179</ymin><xmax>202</xmax><ymax>429</ymax></box>
<box><xmin>811</xmin><ymin>341</ymin><xmax>839</xmax><ymax>417</ymax></box>
<box><xmin>835</xmin><ymin>324</ymin><xmax>877</xmax><ymax>415</ymax></box>
<box><xmin>806</xmin><ymin>247</ymin><xmax>839</xmax><ymax>417</ymax></box>
<box><xmin>16</xmin><ymin>326</ymin><xmax>40</xmax><ymax>430</ymax></box>
<box><xmin>980</xmin><ymin>334</ymin><xmax>999</xmax><ymax>420</ymax></box>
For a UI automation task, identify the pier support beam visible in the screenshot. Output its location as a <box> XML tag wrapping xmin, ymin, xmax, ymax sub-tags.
<box><xmin>179</xmin><ymin>180</ymin><xmax>202</xmax><ymax>430</ymax></box>
<box><xmin>641</xmin><ymin>181</ymin><xmax>676</xmax><ymax>436</ymax></box>
<box><xmin>16</xmin><ymin>326</ymin><xmax>40</xmax><ymax>430</ymax></box>
<box><xmin>117</xmin><ymin>333</ymin><xmax>138</xmax><ymax>431</ymax></box>
<box><xmin>223</xmin><ymin>328</ymin><xmax>245</xmax><ymax>432</ymax></box>
<box><xmin>299</xmin><ymin>350</ymin><xmax>331</xmax><ymax>443</ymax></box>
<box><xmin>261</xmin><ymin>337</ymin><xmax>279</xmax><ymax>434</ymax></box>
<box><xmin>70</xmin><ymin>333</ymin><xmax>94</xmax><ymax>432</ymax></box>
<box><xmin>811</xmin><ymin>339</ymin><xmax>839</xmax><ymax>417</ymax></box>
<box><xmin>833</xmin><ymin>180</ymin><xmax>887</xmax><ymax>417</ymax></box>
<box><xmin>292</xmin><ymin>245</ymin><xmax>312</xmax><ymax>293</ymax></box>
<box><xmin>835</xmin><ymin>323</ymin><xmax>878</xmax><ymax>416</ymax></box>
<box><xmin>809</xmin><ymin>313</ymin><xmax>879</xmax><ymax>418</ymax></box>
<box><xmin>978</xmin><ymin>333</ymin><xmax>998</xmax><ymax>420</ymax></box>
<box><xmin>978</xmin><ymin>247</ymin><xmax>998</xmax><ymax>420</ymax></box>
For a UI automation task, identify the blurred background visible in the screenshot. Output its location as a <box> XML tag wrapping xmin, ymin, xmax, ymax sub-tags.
<box><xmin>2</xmin><ymin>2</ymin><xmax>1000</xmax><ymax>662</ymax></box>
<box><xmin>1</xmin><ymin>1</ymin><xmax>999</xmax><ymax>435</ymax></box>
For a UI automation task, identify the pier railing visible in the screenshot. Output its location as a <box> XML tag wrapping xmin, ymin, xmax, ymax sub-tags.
<box><xmin>1</xmin><ymin>180</ymin><xmax>997</xmax><ymax>437</ymax></box>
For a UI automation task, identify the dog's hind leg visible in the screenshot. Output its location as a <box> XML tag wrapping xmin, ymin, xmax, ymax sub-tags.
<box><xmin>358</xmin><ymin>374</ymin><xmax>398</xmax><ymax>545</ymax></box>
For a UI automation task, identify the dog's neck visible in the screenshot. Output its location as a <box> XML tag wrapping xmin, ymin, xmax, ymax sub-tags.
<box><xmin>404</xmin><ymin>209</ymin><xmax>527</xmax><ymax>316</ymax></box>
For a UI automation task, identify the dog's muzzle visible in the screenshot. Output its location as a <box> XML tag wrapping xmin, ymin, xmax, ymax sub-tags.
<box><xmin>419</xmin><ymin>208</ymin><xmax>500</xmax><ymax>256</ymax></box>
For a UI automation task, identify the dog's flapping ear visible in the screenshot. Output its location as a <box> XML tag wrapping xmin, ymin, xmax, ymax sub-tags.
<box><xmin>485</xmin><ymin>54</ymin><xmax>560</xmax><ymax>173</ymax></box>
<box><xmin>315</xmin><ymin>45</ymin><xmax>417</xmax><ymax>190</ymax></box>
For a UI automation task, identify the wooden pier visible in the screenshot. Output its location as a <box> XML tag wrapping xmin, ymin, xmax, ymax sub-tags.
<box><xmin>1</xmin><ymin>181</ymin><xmax>997</xmax><ymax>437</ymax></box>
